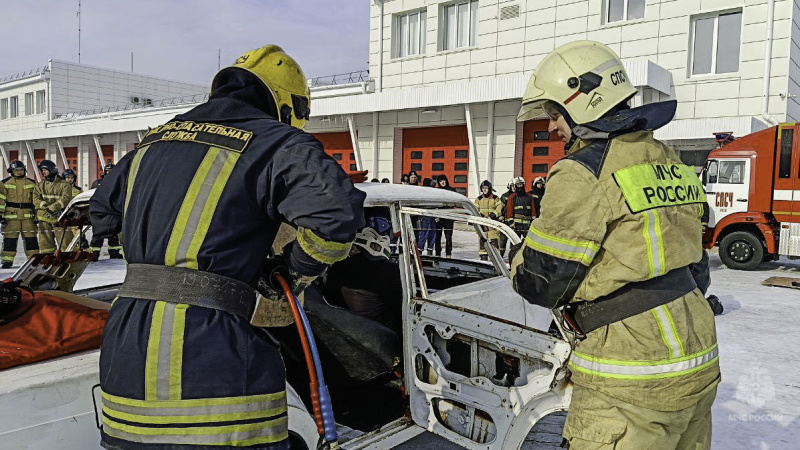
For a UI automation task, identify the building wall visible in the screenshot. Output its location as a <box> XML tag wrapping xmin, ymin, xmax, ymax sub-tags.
<box><xmin>0</xmin><ymin>78</ymin><xmax>49</xmax><ymax>133</ymax></box>
<box><xmin>371</xmin><ymin>0</ymin><xmax>795</xmax><ymax>124</ymax></box>
<box><xmin>48</xmin><ymin>60</ymin><xmax>207</xmax><ymax>119</ymax></box>
<box><xmin>788</xmin><ymin>0</ymin><xmax>800</xmax><ymax>121</ymax></box>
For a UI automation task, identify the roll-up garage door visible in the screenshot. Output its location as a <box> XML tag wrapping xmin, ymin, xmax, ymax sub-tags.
<box><xmin>403</xmin><ymin>126</ymin><xmax>470</xmax><ymax>196</ymax></box>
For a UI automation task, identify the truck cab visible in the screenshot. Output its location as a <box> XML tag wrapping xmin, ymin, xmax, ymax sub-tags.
<box><xmin>703</xmin><ymin>124</ymin><xmax>800</xmax><ymax>269</ymax></box>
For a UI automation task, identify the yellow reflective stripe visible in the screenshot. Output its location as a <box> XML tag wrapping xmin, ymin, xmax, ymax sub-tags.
<box><xmin>0</xmin><ymin>194</ymin><xmax>5</xmax><ymax>200</ymax></box>
<box><xmin>145</xmin><ymin>302</ymin><xmax>167</xmax><ymax>401</ymax></box>
<box><xmin>184</xmin><ymin>151</ymin><xmax>239</xmax><ymax>270</ymax></box>
<box><xmin>5</xmin><ymin>185</ymin><xmax>15</xmax><ymax>189</ymax></box>
<box><xmin>524</xmin><ymin>224</ymin><xmax>599</xmax><ymax>266</ymax></box>
<box><xmin>102</xmin><ymin>416</ymin><xmax>288</xmax><ymax>445</ymax></box>
<box><xmin>569</xmin><ymin>344</ymin><xmax>718</xmax><ymax>380</ymax></box>
<box><xmin>165</xmin><ymin>148</ymin><xmax>222</xmax><ymax>267</ymax></box>
<box><xmin>24</xmin><ymin>184</ymin><xmax>34</xmax><ymax>189</ymax></box>
<box><xmin>296</xmin><ymin>227</ymin><xmax>353</xmax><ymax>265</ymax></box>
<box><xmin>103</xmin><ymin>404</ymin><xmax>287</xmax><ymax>425</ymax></box>
<box><xmin>125</xmin><ymin>145</ymin><xmax>150</xmax><ymax>214</ymax></box>
<box><xmin>102</xmin><ymin>390</ymin><xmax>286</xmax><ymax>408</ymax></box>
<box><xmin>4</xmin><ymin>214</ymin><xmax>17</xmax><ymax>219</ymax></box>
<box><xmin>652</xmin><ymin>305</ymin><xmax>684</xmax><ymax>358</ymax></box>
<box><xmin>169</xmin><ymin>304</ymin><xmax>187</xmax><ymax>400</ymax></box>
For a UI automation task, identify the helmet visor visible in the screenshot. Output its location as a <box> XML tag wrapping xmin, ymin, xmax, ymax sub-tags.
<box><xmin>517</xmin><ymin>99</ymin><xmax>550</xmax><ymax>122</ymax></box>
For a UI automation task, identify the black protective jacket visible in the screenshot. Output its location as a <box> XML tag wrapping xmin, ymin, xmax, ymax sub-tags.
<box><xmin>90</xmin><ymin>72</ymin><xmax>366</xmax><ymax>285</ymax></box>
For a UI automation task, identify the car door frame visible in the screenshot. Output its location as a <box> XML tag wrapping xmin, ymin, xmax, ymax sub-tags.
<box><xmin>396</xmin><ymin>204</ymin><xmax>572</xmax><ymax>450</ymax></box>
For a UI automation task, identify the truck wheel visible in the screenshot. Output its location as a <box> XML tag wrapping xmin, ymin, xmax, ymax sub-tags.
<box><xmin>719</xmin><ymin>231</ymin><xmax>764</xmax><ymax>270</ymax></box>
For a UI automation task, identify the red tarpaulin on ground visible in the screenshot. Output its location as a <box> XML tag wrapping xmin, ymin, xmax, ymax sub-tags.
<box><xmin>0</xmin><ymin>291</ymin><xmax>108</xmax><ymax>370</ymax></box>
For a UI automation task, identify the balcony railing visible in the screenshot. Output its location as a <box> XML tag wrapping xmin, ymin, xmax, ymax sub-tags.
<box><xmin>0</xmin><ymin>65</ymin><xmax>49</xmax><ymax>85</ymax></box>
<box><xmin>309</xmin><ymin>70</ymin><xmax>370</xmax><ymax>87</ymax></box>
<box><xmin>53</xmin><ymin>93</ymin><xmax>209</xmax><ymax>120</ymax></box>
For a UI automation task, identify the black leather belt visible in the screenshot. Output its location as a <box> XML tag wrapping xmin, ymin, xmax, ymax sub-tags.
<box><xmin>568</xmin><ymin>267</ymin><xmax>697</xmax><ymax>335</ymax></box>
<box><xmin>6</xmin><ymin>202</ymin><xmax>34</xmax><ymax>209</ymax></box>
<box><xmin>118</xmin><ymin>264</ymin><xmax>257</xmax><ymax>320</ymax></box>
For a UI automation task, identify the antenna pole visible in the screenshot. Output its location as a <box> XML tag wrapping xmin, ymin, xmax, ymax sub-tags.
<box><xmin>131</xmin><ymin>52</ymin><xmax>134</xmax><ymax>72</ymax></box>
<box><xmin>218</xmin><ymin>49</ymin><xmax>221</xmax><ymax>71</ymax></box>
<box><xmin>77</xmin><ymin>0</ymin><xmax>81</xmax><ymax>63</ymax></box>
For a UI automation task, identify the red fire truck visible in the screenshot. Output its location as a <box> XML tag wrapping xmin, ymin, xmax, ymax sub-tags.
<box><xmin>702</xmin><ymin>125</ymin><xmax>800</xmax><ymax>270</ymax></box>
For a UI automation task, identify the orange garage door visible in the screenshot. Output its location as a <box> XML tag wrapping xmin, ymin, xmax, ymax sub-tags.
<box><xmin>521</xmin><ymin>120</ymin><xmax>564</xmax><ymax>186</ymax></box>
<box><xmin>403</xmin><ymin>126</ymin><xmax>470</xmax><ymax>196</ymax></box>
<box><xmin>64</xmin><ymin>147</ymin><xmax>78</xmax><ymax>172</ymax></box>
<box><xmin>313</xmin><ymin>132</ymin><xmax>357</xmax><ymax>172</ymax></box>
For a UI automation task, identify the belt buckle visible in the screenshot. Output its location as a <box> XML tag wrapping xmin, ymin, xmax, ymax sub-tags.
<box><xmin>560</xmin><ymin>304</ymin><xmax>586</xmax><ymax>340</ymax></box>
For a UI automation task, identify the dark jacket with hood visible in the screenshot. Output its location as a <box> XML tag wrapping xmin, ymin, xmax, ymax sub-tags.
<box><xmin>90</xmin><ymin>69</ymin><xmax>366</xmax><ymax>285</ymax></box>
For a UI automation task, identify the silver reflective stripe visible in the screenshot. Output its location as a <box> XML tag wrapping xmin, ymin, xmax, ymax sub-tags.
<box><xmin>570</xmin><ymin>345</ymin><xmax>718</xmax><ymax>379</ymax></box>
<box><xmin>156</xmin><ymin>303</ymin><xmax>177</xmax><ymax>401</ymax></box>
<box><xmin>174</xmin><ymin>149</ymin><xmax>229</xmax><ymax>267</ymax></box>
<box><xmin>653</xmin><ymin>305</ymin><xmax>684</xmax><ymax>358</ymax></box>
<box><xmin>103</xmin><ymin>416</ymin><xmax>288</xmax><ymax>446</ymax></box>
<box><xmin>645</xmin><ymin>210</ymin><xmax>662</xmax><ymax>277</ymax></box>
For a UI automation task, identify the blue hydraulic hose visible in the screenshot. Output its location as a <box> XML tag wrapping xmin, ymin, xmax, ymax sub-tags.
<box><xmin>291</xmin><ymin>291</ymin><xmax>338</xmax><ymax>444</ymax></box>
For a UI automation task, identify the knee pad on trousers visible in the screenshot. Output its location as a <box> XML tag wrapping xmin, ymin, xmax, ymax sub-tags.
<box><xmin>3</xmin><ymin>238</ymin><xmax>17</xmax><ymax>249</ymax></box>
<box><xmin>24</xmin><ymin>237</ymin><xmax>39</xmax><ymax>250</ymax></box>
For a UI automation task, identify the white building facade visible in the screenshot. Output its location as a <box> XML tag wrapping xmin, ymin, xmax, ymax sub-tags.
<box><xmin>2</xmin><ymin>0</ymin><xmax>798</xmax><ymax>196</ymax></box>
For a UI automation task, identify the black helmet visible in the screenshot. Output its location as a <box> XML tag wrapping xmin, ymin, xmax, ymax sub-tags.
<box><xmin>38</xmin><ymin>160</ymin><xmax>58</xmax><ymax>178</ymax></box>
<box><xmin>62</xmin><ymin>168</ymin><xmax>77</xmax><ymax>178</ymax></box>
<box><xmin>480</xmin><ymin>180</ymin><xmax>494</xmax><ymax>192</ymax></box>
<box><xmin>7</xmin><ymin>160</ymin><xmax>25</xmax><ymax>175</ymax></box>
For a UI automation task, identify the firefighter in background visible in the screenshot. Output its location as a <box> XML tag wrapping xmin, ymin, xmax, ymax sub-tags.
<box><xmin>512</xmin><ymin>41</ymin><xmax>719</xmax><ymax>449</ymax></box>
<box><xmin>89</xmin><ymin>163</ymin><xmax>122</xmax><ymax>259</ymax></box>
<box><xmin>498</xmin><ymin>178</ymin><xmax>515</xmax><ymax>257</ymax></box>
<box><xmin>474</xmin><ymin>180</ymin><xmax>502</xmax><ymax>260</ymax></box>
<box><xmin>529</xmin><ymin>176</ymin><xmax>545</xmax><ymax>218</ymax></box>
<box><xmin>90</xmin><ymin>44</ymin><xmax>365</xmax><ymax>450</ymax></box>
<box><xmin>505</xmin><ymin>177</ymin><xmax>535</xmax><ymax>238</ymax></box>
<box><xmin>91</xmin><ymin>163</ymin><xmax>114</xmax><ymax>189</ymax></box>
<box><xmin>33</xmin><ymin>160</ymin><xmax>73</xmax><ymax>253</ymax></box>
<box><xmin>61</xmin><ymin>168</ymin><xmax>87</xmax><ymax>249</ymax></box>
<box><xmin>0</xmin><ymin>161</ymin><xmax>38</xmax><ymax>268</ymax></box>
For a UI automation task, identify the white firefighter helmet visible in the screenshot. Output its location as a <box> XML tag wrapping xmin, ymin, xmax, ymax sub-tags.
<box><xmin>517</xmin><ymin>40</ymin><xmax>637</xmax><ymax>125</ymax></box>
<box><xmin>513</xmin><ymin>176</ymin><xmax>525</xmax><ymax>187</ymax></box>
<box><xmin>353</xmin><ymin>227</ymin><xmax>391</xmax><ymax>260</ymax></box>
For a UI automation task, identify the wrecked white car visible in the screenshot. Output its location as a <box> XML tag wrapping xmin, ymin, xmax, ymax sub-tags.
<box><xmin>0</xmin><ymin>183</ymin><xmax>572</xmax><ymax>450</ymax></box>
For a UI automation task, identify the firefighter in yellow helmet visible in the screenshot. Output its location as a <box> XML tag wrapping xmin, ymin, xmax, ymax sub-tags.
<box><xmin>90</xmin><ymin>45</ymin><xmax>365</xmax><ymax>449</ymax></box>
<box><xmin>511</xmin><ymin>41</ymin><xmax>719</xmax><ymax>449</ymax></box>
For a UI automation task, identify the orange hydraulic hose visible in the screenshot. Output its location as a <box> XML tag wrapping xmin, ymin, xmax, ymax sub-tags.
<box><xmin>276</xmin><ymin>274</ymin><xmax>325</xmax><ymax>435</ymax></box>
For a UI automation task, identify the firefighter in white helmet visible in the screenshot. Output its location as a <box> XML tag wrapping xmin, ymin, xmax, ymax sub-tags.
<box><xmin>511</xmin><ymin>41</ymin><xmax>719</xmax><ymax>449</ymax></box>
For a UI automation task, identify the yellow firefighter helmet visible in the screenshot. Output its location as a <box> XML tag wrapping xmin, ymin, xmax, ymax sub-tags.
<box><xmin>212</xmin><ymin>45</ymin><xmax>311</xmax><ymax>130</ymax></box>
<box><xmin>517</xmin><ymin>40</ymin><xmax>637</xmax><ymax>125</ymax></box>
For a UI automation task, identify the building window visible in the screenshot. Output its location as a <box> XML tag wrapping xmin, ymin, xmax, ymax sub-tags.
<box><xmin>24</xmin><ymin>93</ymin><xmax>34</xmax><ymax>115</ymax></box>
<box><xmin>606</xmin><ymin>0</ymin><xmax>645</xmax><ymax>23</ymax></box>
<box><xmin>533</xmin><ymin>147</ymin><xmax>549</xmax><ymax>156</ymax></box>
<box><xmin>441</xmin><ymin>0</ymin><xmax>478</xmax><ymax>51</ymax></box>
<box><xmin>394</xmin><ymin>10</ymin><xmax>426</xmax><ymax>58</ymax></box>
<box><xmin>432</xmin><ymin>163</ymin><xmax>445</xmax><ymax>171</ymax></box>
<box><xmin>36</xmin><ymin>90</ymin><xmax>46</xmax><ymax>114</ymax></box>
<box><xmin>532</xmin><ymin>163</ymin><xmax>549</xmax><ymax>173</ymax></box>
<box><xmin>691</xmin><ymin>11</ymin><xmax>742</xmax><ymax>76</ymax></box>
<box><xmin>432</xmin><ymin>150</ymin><xmax>445</xmax><ymax>159</ymax></box>
<box><xmin>0</xmin><ymin>99</ymin><xmax>7</xmax><ymax>120</ymax></box>
<box><xmin>454</xmin><ymin>162</ymin><xmax>468</xmax><ymax>170</ymax></box>
<box><xmin>454</xmin><ymin>149</ymin><xmax>468</xmax><ymax>158</ymax></box>
<box><xmin>9</xmin><ymin>96</ymin><xmax>18</xmax><ymax>118</ymax></box>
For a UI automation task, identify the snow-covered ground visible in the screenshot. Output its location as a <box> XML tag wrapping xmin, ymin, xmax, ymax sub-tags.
<box><xmin>2</xmin><ymin>234</ymin><xmax>798</xmax><ymax>449</ymax></box>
